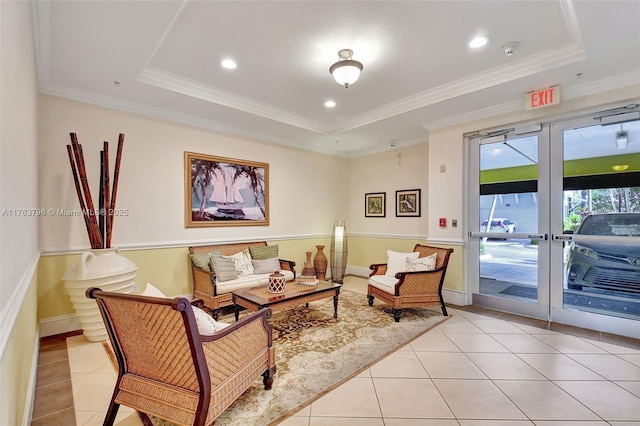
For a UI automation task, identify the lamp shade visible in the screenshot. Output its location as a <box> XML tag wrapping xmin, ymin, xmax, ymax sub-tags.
<box><xmin>330</xmin><ymin>60</ymin><xmax>363</xmax><ymax>88</ymax></box>
<box><xmin>330</xmin><ymin>220</ymin><xmax>348</xmax><ymax>283</ymax></box>
<box><xmin>329</xmin><ymin>49</ymin><xmax>363</xmax><ymax>88</ymax></box>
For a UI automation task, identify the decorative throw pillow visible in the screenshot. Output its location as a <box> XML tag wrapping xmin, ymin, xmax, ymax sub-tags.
<box><xmin>191</xmin><ymin>252</ymin><xmax>211</xmax><ymax>272</ymax></box>
<box><xmin>192</xmin><ymin>305</ymin><xmax>229</xmax><ymax>335</ymax></box>
<box><xmin>407</xmin><ymin>253</ymin><xmax>437</xmax><ymax>271</ymax></box>
<box><xmin>385</xmin><ymin>250</ymin><xmax>420</xmax><ymax>277</ymax></box>
<box><xmin>223</xmin><ymin>249</ymin><xmax>254</xmax><ymax>276</ymax></box>
<box><xmin>249</xmin><ymin>244</ymin><xmax>279</xmax><ymax>260</ymax></box>
<box><xmin>251</xmin><ymin>257</ymin><xmax>282</xmax><ymax>274</ymax></box>
<box><xmin>209</xmin><ymin>252</ymin><xmax>239</xmax><ymax>282</ymax></box>
<box><xmin>141</xmin><ymin>282</ymin><xmax>168</xmax><ymax>298</ymax></box>
<box><xmin>207</xmin><ymin>249</ymin><xmax>223</xmax><ymax>274</ymax></box>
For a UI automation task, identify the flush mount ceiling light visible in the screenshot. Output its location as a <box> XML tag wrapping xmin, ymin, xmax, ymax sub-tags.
<box><xmin>329</xmin><ymin>49</ymin><xmax>363</xmax><ymax>88</ymax></box>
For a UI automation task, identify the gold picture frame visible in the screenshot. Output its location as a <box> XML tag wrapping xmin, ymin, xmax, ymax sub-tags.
<box><xmin>365</xmin><ymin>192</ymin><xmax>386</xmax><ymax>217</ymax></box>
<box><xmin>185</xmin><ymin>151</ymin><xmax>269</xmax><ymax>227</ymax></box>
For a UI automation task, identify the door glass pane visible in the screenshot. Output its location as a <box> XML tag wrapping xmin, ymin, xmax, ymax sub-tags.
<box><xmin>562</xmin><ymin>120</ymin><xmax>640</xmax><ymax>319</ymax></box>
<box><xmin>479</xmin><ymin>136</ymin><xmax>539</xmax><ymax>302</ymax></box>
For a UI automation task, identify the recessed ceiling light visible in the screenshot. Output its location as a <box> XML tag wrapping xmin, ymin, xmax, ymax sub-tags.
<box><xmin>324</xmin><ymin>100</ymin><xmax>336</xmax><ymax>108</ymax></box>
<box><xmin>221</xmin><ymin>59</ymin><xmax>237</xmax><ymax>69</ymax></box>
<box><xmin>469</xmin><ymin>36</ymin><xmax>488</xmax><ymax>48</ymax></box>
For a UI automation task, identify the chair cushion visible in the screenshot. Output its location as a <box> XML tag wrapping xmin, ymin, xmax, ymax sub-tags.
<box><xmin>209</xmin><ymin>252</ymin><xmax>239</xmax><ymax>281</ymax></box>
<box><xmin>251</xmin><ymin>257</ymin><xmax>281</xmax><ymax>274</ymax></box>
<box><xmin>368</xmin><ymin>274</ymin><xmax>398</xmax><ymax>294</ymax></box>
<box><xmin>249</xmin><ymin>244</ymin><xmax>279</xmax><ymax>260</ymax></box>
<box><xmin>407</xmin><ymin>253</ymin><xmax>437</xmax><ymax>271</ymax></box>
<box><xmin>385</xmin><ymin>250</ymin><xmax>420</xmax><ymax>277</ymax></box>
<box><xmin>141</xmin><ymin>282</ymin><xmax>168</xmax><ymax>298</ymax></box>
<box><xmin>223</xmin><ymin>249</ymin><xmax>255</xmax><ymax>276</ymax></box>
<box><xmin>192</xmin><ymin>306</ymin><xmax>230</xmax><ymax>335</ymax></box>
<box><xmin>142</xmin><ymin>283</ymin><xmax>229</xmax><ymax>335</ymax></box>
<box><xmin>215</xmin><ymin>270</ymin><xmax>295</xmax><ymax>293</ymax></box>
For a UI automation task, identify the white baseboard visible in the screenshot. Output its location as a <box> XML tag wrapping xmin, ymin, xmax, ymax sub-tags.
<box><xmin>23</xmin><ymin>328</ymin><xmax>40</xmax><ymax>426</ymax></box>
<box><xmin>347</xmin><ymin>265</ymin><xmax>371</xmax><ymax>277</ymax></box>
<box><xmin>442</xmin><ymin>289</ymin><xmax>467</xmax><ymax>307</ymax></box>
<box><xmin>39</xmin><ymin>314</ymin><xmax>81</xmax><ymax>337</ymax></box>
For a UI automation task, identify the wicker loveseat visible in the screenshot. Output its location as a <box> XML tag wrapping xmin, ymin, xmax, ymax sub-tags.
<box><xmin>189</xmin><ymin>241</ymin><xmax>296</xmax><ymax>318</ymax></box>
<box><xmin>87</xmin><ymin>287</ymin><xmax>276</xmax><ymax>426</ymax></box>
<box><xmin>368</xmin><ymin>244</ymin><xmax>453</xmax><ymax>322</ymax></box>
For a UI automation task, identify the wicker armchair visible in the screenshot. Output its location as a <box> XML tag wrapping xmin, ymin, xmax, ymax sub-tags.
<box><xmin>87</xmin><ymin>288</ymin><xmax>276</xmax><ymax>426</ymax></box>
<box><xmin>367</xmin><ymin>244</ymin><xmax>454</xmax><ymax>322</ymax></box>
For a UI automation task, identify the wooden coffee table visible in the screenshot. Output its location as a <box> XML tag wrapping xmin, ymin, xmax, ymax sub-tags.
<box><xmin>232</xmin><ymin>280</ymin><xmax>342</xmax><ymax>321</ymax></box>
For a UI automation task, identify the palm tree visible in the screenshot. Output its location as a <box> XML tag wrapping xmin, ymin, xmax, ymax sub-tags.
<box><xmin>191</xmin><ymin>159</ymin><xmax>219</xmax><ymax>218</ymax></box>
<box><xmin>237</xmin><ymin>165</ymin><xmax>266</xmax><ymax>217</ymax></box>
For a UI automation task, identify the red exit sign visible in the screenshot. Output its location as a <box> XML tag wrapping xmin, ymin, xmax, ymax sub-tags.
<box><xmin>525</xmin><ymin>86</ymin><xmax>560</xmax><ymax>111</ymax></box>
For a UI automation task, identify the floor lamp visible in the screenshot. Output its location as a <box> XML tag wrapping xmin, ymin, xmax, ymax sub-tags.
<box><xmin>330</xmin><ymin>220</ymin><xmax>348</xmax><ymax>283</ymax></box>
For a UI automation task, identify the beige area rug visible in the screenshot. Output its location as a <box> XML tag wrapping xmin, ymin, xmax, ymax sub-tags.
<box><xmin>124</xmin><ymin>290</ymin><xmax>448</xmax><ymax>426</ymax></box>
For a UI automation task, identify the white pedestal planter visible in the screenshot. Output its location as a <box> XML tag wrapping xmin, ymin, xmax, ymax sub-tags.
<box><xmin>63</xmin><ymin>248</ymin><xmax>137</xmax><ymax>341</ymax></box>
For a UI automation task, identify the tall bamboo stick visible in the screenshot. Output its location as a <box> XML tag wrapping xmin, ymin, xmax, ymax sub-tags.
<box><xmin>102</xmin><ymin>141</ymin><xmax>111</xmax><ymax>248</ymax></box>
<box><xmin>99</xmin><ymin>151</ymin><xmax>105</xmax><ymax>247</ymax></box>
<box><xmin>66</xmin><ymin>144</ymin><xmax>95</xmax><ymax>248</ymax></box>
<box><xmin>107</xmin><ymin>133</ymin><xmax>124</xmax><ymax>248</ymax></box>
<box><xmin>70</xmin><ymin>133</ymin><xmax>103</xmax><ymax>249</ymax></box>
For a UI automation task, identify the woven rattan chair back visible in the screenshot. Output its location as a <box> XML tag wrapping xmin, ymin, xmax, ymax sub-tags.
<box><xmin>87</xmin><ymin>287</ymin><xmax>276</xmax><ymax>426</ymax></box>
<box><xmin>414</xmin><ymin>244</ymin><xmax>453</xmax><ymax>271</ymax></box>
<box><xmin>93</xmin><ymin>291</ymin><xmax>202</xmax><ymax>390</ymax></box>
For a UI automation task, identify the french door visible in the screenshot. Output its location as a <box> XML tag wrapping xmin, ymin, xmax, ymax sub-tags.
<box><xmin>468</xmin><ymin>104</ymin><xmax>640</xmax><ymax>338</ymax></box>
<box><xmin>468</xmin><ymin>125</ymin><xmax>551</xmax><ymax>320</ymax></box>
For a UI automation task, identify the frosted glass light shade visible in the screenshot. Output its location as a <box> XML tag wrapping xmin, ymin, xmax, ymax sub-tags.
<box><xmin>330</xmin><ymin>61</ymin><xmax>362</xmax><ymax>88</ymax></box>
<box><xmin>330</xmin><ymin>220</ymin><xmax>348</xmax><ymax>283</ymax></box>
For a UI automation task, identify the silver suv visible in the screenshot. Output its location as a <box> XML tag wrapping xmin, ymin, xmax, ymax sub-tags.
<box><xmin>566</xmin><ymin>213</ymin><xmax>640</xmax><ymax>294</ymax></box>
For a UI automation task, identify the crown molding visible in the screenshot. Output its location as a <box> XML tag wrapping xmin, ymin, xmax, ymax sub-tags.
<box><xmin>138</xmin><ymin>67</ymin><xmax>328</xmax><ymax>134</ymax></box>
<box><xmin>333</xmin><ymin>43</ymin><xmax>587</xmax><ymax>134</ymax></box>
<box><xmin>40</xmin><ymin>82</ymin><xmax>347</xmax><ymax>157</ymax></box>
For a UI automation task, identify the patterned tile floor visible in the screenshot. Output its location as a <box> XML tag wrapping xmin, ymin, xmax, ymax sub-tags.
<box><xmin>32</xmin><ymin>276</ymin><xmax>640</xmax><ymax>425</ymax></box>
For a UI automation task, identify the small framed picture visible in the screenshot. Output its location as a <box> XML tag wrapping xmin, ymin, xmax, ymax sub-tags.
<box><xmin>365</xmin><ymin>192</ymin><xmax>386</xmax><ymax>217</ymax></box>
<box><xmin>395</xmin><ymin>189</ymin><xmax>421</xmax><ymax>217</ymax></box>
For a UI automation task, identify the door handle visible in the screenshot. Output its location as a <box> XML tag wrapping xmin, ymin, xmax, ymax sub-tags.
<box><xmin>528</xmin><ymin>233</ymin><xmax>548</xmax><ymax>240</ymax></box>
<box><xmin>553</xmin><ymin>234</ymin><xmax>573</xmax><ymax>241</ymax></box>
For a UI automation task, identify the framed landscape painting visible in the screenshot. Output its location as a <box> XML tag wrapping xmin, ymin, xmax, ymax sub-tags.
<box><xmin>395</xmin><ymin>189</ymin><xmax>421</xmax><ymax>217</ymax></box>
<box><xmin>365</xmin><ymin>192</ymin><xmax>386</xmax><ymax>217</ymax></box>
<box><xmin>185</xmin><ymin>152</ymin><xmax>269</xmax><ymax>227</ymax></box>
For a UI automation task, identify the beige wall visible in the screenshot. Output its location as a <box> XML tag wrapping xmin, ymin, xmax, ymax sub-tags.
<box><xmin>37</xmin><ymin>95</ymin><xmax>350</xmax><ymax>251</ymax></box>
<box><xmin>347</xmin><ymin>143</ymin><xmax>429</xmax><ymax>237</ymax></box>
<box><xmin>0</xmin><ymin>1</ymin><xmax>40</xmax><ymax>425</ymax></box>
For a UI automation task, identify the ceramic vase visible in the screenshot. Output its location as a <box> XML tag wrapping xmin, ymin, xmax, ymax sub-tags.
<box><xmin>313</xmin><ymin>245</ymin><xmax>328</xmax><ymax>280</ymax></box>
<box><xmin>268</xmin><ymin>270</ymin><xmax>286</xmax><ymax>293</ymax></box>
<box><xmin>63</xmin><ymin>248</ymin><xmax>137</xmax><ymax>341</ymax></box>
<box><xmin>301</xmin><ymin>251</ymin><xmax>315</xmax><ymax>276</ymax></box>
